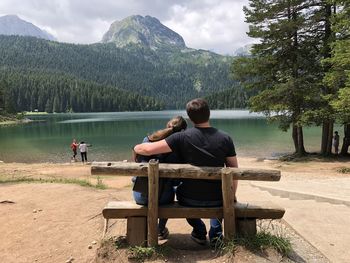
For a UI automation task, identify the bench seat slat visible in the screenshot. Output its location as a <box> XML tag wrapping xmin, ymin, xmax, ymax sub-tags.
<box><xmin>103</xmin><ymin>201</ymin><xmax>285</xmax><ymax>220</ymax></box>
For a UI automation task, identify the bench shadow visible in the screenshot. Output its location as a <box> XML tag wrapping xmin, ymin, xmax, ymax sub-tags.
<box><xmin>161</xmin><ymin>233</ymin><xmax>224</xmax><ymax>262</ymax></box>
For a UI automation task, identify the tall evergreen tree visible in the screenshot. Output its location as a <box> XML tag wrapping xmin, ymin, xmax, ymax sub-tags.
<box><xmin>325</xmin><ymin>0</ymin><xmax>350</xmax><ymax>155</ymax></box>
<box><xmin>232</xmin><ymin>0</ymin><xmax>320</xmax><ymax>155</ymax></box>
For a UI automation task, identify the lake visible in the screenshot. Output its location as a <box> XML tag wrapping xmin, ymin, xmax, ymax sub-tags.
<box><xmin>0</xmin><ymin>110</ymin><xmax>332</xmax><ymax>163</ymax></box>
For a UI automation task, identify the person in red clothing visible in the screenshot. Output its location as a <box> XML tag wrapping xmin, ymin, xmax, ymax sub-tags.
<box><xmin>70</xmin><ymin>139</ymin><xmax>78</xmax><ymax>161</ymax></box>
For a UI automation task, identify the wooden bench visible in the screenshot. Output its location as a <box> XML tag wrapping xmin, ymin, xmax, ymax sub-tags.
<box><xmin>92</xmin><ymin>160</ymin><xmax>285</xmax><ymax>247</ymax></box>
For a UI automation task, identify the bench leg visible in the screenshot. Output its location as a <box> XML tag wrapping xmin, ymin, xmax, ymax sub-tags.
<box><xmin>102</xmin><ymin>218</ymin><xmax>109</xmax><ymax>239</ymax></box>
<box><xmin>236</xmin><ymin>219</ymin><xmax>257</xmax><ymax>237</ymax></box>
<box><xmin>127</xmin><ymin>217</ymin><xmax>147</xmax><ymax>247</ymax></box>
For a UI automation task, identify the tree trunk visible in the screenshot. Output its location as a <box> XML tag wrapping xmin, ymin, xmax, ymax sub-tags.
<box><xmin>292</xmin><ymin>125</ymin><xmax>298</xmax><ymax>153</ymax></box>
<box><xmin>340</xmin><ymin>124</ymin><xmax>350</xmax><ymax>155</ymax></box>
<box><xmin>321</xmin><ymin>121</ymin><xmax>334</xmax><ymax>155</ymax></box>
<box><xmin>297</xmin><ymin>126</ymin><xmax>306</xmax><ymax>155</ymax></box>
<box><xmin>326</xmin><ymin>121</ymin><xmax>334</xmax><ymax>154</ymax></box>
<box><xmin>292</xmin><ymin>124</ymin><xmax>306</xmax><ymax>155</ymax></box>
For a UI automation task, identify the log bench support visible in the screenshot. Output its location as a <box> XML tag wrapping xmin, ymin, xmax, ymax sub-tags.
<box><xmin>93</xmin><ymin>161</ymin><xmax>284</xmax><ymax>246</ymax></box>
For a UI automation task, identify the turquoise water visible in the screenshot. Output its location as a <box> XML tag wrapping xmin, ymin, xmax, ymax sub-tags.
<box><xmin>0</xmin><ymin>110</ymin><xmax>336</xmax><ymax>163</ymax></box>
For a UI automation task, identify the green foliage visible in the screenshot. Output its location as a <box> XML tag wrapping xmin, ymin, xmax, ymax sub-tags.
<box><xmin>232</xmin><ymin>0</ymin><xmax>349</xmax><ymax>154</ymax></box>
<box><xmin>128</xmin><ymin>245</ymin><xmax>170</xmax><ymax>261</ymax></box>
<box><xmin>324</xmin><ymin>2</ymin><xmax>350</xmax><ymax>124</ymax></box>
<box><xmin>205</xmin><ymin>86</ymin><xmax>250</xmax><ymax>109</ymax></box>
<box><xmin>235</xmin><ymin>231</ymin><xmax>292</xmax><ymax>256</ymax></box>
<box><xmin>331</xmin><ymin>87</ymin><xmax>350</xmax><ymax>123</ymax></box>
<box><xmin>0</xmin><ymin>176</ymin><xmax>107</xmax><ymax>189</ymax></box>
<box><xmin>234</xmin><ymin>0</ymin><xmax>323</xmax><ymax>127</ymax></box>
<box><xmin>211</xmin><ymin>230</ymin><xmax>291</xmax><ymax>257</ymax></box>
<box><xmin>96</xmin><ymin>176</ymin><xmax>107</xmax><ymax>190</ymax></box>
<box><xmin>337</xmin><ymin>167</ymin><xmax>350</xmax><ymax>174</ymax></box>
<box><xmin>0</xmin><ymin>35</ymin><xmax>237</xmax><ymax>110</ymax></box>
<box><xmin>0</xmin><ymin>70</ymin><xmax>163</xmax><ymax>113</ymax></box>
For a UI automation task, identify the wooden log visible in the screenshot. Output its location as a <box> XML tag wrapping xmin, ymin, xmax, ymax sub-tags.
<box><xmin>236</xmin><ymin>219</ymin><xmax>257</xmax><ymax>237</ymax></box>
<box><xmin>91</xmin><ymin>162</ymin><xmax>281</xmax><ymax>181</ymax></box>
<box><xmin>222</xmin><ymin>173</ymin><xmax>235</xmax><ymax>240</ymax></box>
<box><xmin>102</xmin><ymin>201</ymin><xmax>285</xmax><ymax>220</ymax></box>
<box><xmin>127</xmin><ymin>217</ymin><xmax>147</xmax><ymax>246</ymax></box>
<box><xmin>147</xmin><ymin>159</ymin><xmax>159</xmax><ymax>247</ymax></box>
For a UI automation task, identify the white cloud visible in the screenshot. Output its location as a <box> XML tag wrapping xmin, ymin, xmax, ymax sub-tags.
<box><xmin>0</xmin><ymin>0</ymin><xmax>252</xmax><ymax>54</ymax></box>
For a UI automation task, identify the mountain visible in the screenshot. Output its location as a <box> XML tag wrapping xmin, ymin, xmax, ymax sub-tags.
<box><xmin>233</xmin><ymin>44</ymin><xmax>253</xmax><ymax>56</ymax></box>
<box><xmin>0</xmin><ymin>15</ymin><xmax>55</xmax><ymax>41</ymax></box>
<box><xmin>102</xmin><ymin>15</ymin><xmax>185</xmax><ymax>50</ymax></box>
<box><xmin>0</xmin><ymin>15</ymin><xmax>246</xmax><ymax>113</ymax></box>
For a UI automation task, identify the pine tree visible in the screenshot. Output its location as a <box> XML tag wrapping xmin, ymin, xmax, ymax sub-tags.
<box><xmin>232</xmin><ymin>0</ymin><xmax>320</xmax><ymax>155</ymax></box>
<box><xmin>326</xmin><ymin>0</ymin><xmax>350</xmax><ymax>155</ymax></box>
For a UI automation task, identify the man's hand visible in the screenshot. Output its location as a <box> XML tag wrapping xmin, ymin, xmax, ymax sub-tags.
<box><xmin>133</xmin><ymin>139</ymin><xmax>172</xmax><ymax>156</ymax></box>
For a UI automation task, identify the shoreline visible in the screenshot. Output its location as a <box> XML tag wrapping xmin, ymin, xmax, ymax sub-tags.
<box><xmin>0</xmin><ymin>117</ymin><xmax>33</xmax><ymax>126</ymax></box>
<box><xmin>0</xmin><ymin>152</ymin><xmax>348</xmax><ymax>165</ymax></box>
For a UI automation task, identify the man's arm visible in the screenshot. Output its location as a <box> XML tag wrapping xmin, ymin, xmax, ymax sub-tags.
<box><xmin>133</xmin><ymin>139</ymin><xmax>172</xmax><ymax>156</ymax></box>
<box><xmin>226</xmin><ymin>156</ymin><xmax>238</xmax><ymax>201</ymax></box>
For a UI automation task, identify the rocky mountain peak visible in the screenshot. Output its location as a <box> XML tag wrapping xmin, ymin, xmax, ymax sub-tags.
<box><xmin>101</xmin><ymin>15</ymin><xmax>186</xmax><ymax>50</ymax></box>
<box><xmin>0</xmin><ymin>14</ymin><xmax>55</xmax><ymax>41</ymax></box>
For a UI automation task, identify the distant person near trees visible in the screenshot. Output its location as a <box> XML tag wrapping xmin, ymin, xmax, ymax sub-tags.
<box><xmin>333</xmin><ymin>131</ymin><xmax>340</xmax><ymax>155</ymax></box>
<box><xmin>79</xmin><ymin>141</ymin><xmax>90</xmax><ymax>163</ymax></box>
<box><xmin>70</xmin><ymin>139</ymin><xmax>78</xmax><ymax>161</ymax></box>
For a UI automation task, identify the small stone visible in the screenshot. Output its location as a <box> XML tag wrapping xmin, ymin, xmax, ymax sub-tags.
<box><xmin>38</xmin><ymin>209</ymin><xmax>42</xmax><ymax>212</ymax></box>
<box><xmin>88</xmin><ymin>245</ymin><xmax>92</xmax><ymax>249</ymax></box>
<box><xmin>92</xmin><ymin>240</ymin><xmax>97</xmax><ymax>245</ymax></box>
<box><xmin>123</xmin><ymin>159</ymin><xmax>128</xmax><ymax>162</ymax></box>
<box><xmin>65</xmin><ymin>256</ymin><xmax>74</xmax><ymax>263</ymax></box>
<box><xmin>33</xmin><ymin>209</ymin><xmax>37</xmax><ymax>213</ymax></box>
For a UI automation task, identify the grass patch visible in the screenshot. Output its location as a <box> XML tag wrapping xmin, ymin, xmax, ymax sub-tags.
<box><xmin>213</xmin><ymin>231</ymin><xmax>291</xmax><ymax>257</ymax></box>
<box><xmin>212</xmin><ymin>221</ymin><xmax>292</xmax><ymax>258</ymax></box>
<box><xmin>337</xmin><ymin>167</ymin><xmax>350</xmax><ymax>174</ymax></box>
<box><xmin>235</xmin><ymin>231</ymin><xmax>292</xmax><ymax>256</ymax></box>
<box><xmin>128</xmin><ymin>245</ymin><xmax>170</xmax><ymax>261</ymax></box>
<box><xmin>0</xmin><ymin>176</ymin><xmax>107</xmax><ymax>189</ymax></box>
<box><xmin>111</xmin><ymin>236</ymin><xmax>170</xmax><ymax>261</ymax></box>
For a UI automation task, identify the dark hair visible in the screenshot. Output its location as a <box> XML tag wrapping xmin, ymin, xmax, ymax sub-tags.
<box><xmin>186</xmin><ymin>98</ymin><xmax>210</xmax><ymax>124</ymax></box>
<box><xmin>335</xmin><ymin>131</ymin><xmax>338</xmax><ymax>134</ymax></box>
<box><xmin>148</xmin><ymin>116</ymin><xmax>187</xmax><ymax>142</ymax></box>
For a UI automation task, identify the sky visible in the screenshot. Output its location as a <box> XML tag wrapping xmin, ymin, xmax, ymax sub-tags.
<box><xmin>0</xmin><ymin>0</ymin><xmax>253</xmax><ymax>55</ymax></box>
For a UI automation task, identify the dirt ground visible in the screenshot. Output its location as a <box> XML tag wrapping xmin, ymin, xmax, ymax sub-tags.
<box><xmin>0</xmin><ymin>157</ymin><xmax>349</xmax><ymax>262</ymax></box>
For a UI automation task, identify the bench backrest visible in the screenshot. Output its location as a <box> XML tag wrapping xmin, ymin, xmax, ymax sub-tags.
<box><xmin>91</xmin><ymin>161</ymin><xmax>281</xmax><ymax>181</ymax></box>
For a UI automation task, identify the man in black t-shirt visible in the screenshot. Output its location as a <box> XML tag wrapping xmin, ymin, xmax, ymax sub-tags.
<box><xmin>134</xmin><ymin>98</ymin><xmax>238</xmax><ymax>245</ymax></box>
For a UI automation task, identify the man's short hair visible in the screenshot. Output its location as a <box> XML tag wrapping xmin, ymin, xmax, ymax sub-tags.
<box><xmin>186</xmin><ymin>98</ymin><xmax>210</xmax><ymax>124</ymax></box>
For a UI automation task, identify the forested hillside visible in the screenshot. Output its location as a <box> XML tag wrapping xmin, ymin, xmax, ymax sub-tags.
<box><xmin>0</xmin><ymin>70</ymin><xmax>163</xmax><ymax>113</ymax></box>
<box><xmin>205</xmin><ymin>86</ymin><xmax>250</xmax><ymax>109</ymax></box>
<box><xmin>0</xmin><ymin>35</ymin><xmax>237</xmax><ymax>111</ymax></box>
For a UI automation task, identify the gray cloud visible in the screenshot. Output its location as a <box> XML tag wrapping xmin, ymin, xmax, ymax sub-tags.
<box><xmin>0</xmin><ymin>0</ymin><xmax>252</xmax><ymax>54</ymax></box>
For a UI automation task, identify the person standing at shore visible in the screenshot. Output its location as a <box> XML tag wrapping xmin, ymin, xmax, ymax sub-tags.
<box><xmin>333</xmin><ymin>131</ymin><xmax>340</xmax><ymax>155</ymax></box>
<box><xmin>70</xmin><ymin>139</ymin><xmax>78</xmax><ymax>161</ymax></box>
<box><xmin>79</xmin><ymin>141</ymin><xmax>88</xmax><ymax>163</ymax></box>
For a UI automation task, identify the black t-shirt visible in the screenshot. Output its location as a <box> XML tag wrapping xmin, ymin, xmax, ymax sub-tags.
<box><xmin>165</xmin><ymin>127</ymin><xmax>236</xmax><ymax>201</ymax></box>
